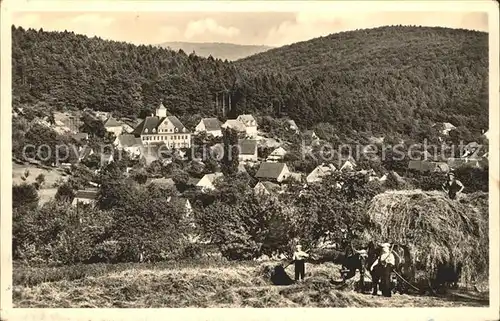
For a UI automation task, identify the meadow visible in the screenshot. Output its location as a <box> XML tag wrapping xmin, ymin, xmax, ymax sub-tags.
<box><xmin>13</xmin><ymin>260</ymin><xmax>489</xmax><ymax>308</ymax></box>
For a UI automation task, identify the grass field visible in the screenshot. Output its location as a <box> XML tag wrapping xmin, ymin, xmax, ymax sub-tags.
<box><xmin>12</xmin><ymin>163</ymin><xmax>67</xmax><ymax>204</ymax></box>
<box><xmin>13</xmin><ymin>261</ymin><xmax>489</xmax><ymax>308</ymax></box>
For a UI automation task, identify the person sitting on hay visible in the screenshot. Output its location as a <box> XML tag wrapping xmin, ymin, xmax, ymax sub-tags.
<box><xmin>442</xmin><ymin>171</ymin><xmax>465</xmax><ymax>200</ymax></box>
<box><xmin>370</xmin><ymin>243</ymin><xmax>396</xmax><ymax>297</ymax></box>
<box><xmin>292</xmin><ymin>244</ymin><xmax>310</xmax><ymax>282</ymax></box>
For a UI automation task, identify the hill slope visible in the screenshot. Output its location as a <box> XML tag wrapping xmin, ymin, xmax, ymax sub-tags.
<box><xmin>234</xmin><ymin>26</ymin><xmax>489</xmax><ymax>132</ymax></box>
<box><xmin>159</xmin><ymin>42</ymin><xmax>272</xmax><ymax>61</ymax></box>
<box><xmin>11</xmin><ymin>25</ymin><xmax>488</xmax><ymax>137</ymax></box>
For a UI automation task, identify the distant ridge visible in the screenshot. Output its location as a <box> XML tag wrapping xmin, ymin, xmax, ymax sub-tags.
<box><xmin>158</xmin><ymin>41</ymin><xmax>273</xmax><ymax>61</ymax></box>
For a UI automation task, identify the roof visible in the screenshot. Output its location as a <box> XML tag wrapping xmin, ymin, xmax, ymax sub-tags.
<box><xmin>237</xmin><ymin>114</ymin><xmax>256</xmax><ymax>123</ymax></box>
<box><xmin>443</xmin><ymin>122</ymin><xmax>456</xmax><ymax>130</ymax></box>
<box><xmin>255</xmin><ymin>181</ymin><xmax>281</xmax><ymax>193</ymax></box>
<box><xmin>239</xmin><ymin>139</ymin><xmax>258</xmax><ymax>155</ymax></box>
<box><xmin>149</xmin><ymin>177</ymin><xmax>175</xmax><ymax>186</ymax></box>
<box><xmin>158</xmin><ymin>102</ymin><xmax>167</xmax><ymax>110</ymax></box>
<box><xmin>340</xmin><ymin>160</ymin><xmax>356</xmax><ymax>171</ymax></box>
<box><xmin>258</xmin><ymin>138</ymin><xmax>281</xmax><ymax>149</ymax></box>
<box><xmin>74</xmin><ymin>189</ymin><xmax>98</xmax><ymax>200</ymax></box>
<box><xmin>270</xmin><ymin>147</ymin><xmax>287</xmax><ymax>156</ymax></box>
<box><xmin>118</xmin><ymin>134</ymin><xmax>142</xmax><ymax>147</ymax></box>
<box><xmin>287</xmin><ymin>119</ymin><xmax>298</xmax><ymax>127</ymax></box>
<box><xmin>132</xmin><ymin>116</ymin><xmax>188</xmax><ymax>136</ymax></box>
<box><xmin>167</xmin><ymin>116</ymin><xmax>187</xmax><ymax>131</ymax></box>
<box><xmin>202</xmin><ymin>172</ymin><xmax>224</xmax><ymax>183</ymax></box>
<box><xmin>104</xmin><ymin>116</ymin><xmax>122</xmax><ymax>128</ymax></box>
<box><xmin>222</xmin><ymin>119</ymin><xmax>246</xmax><ymax>132</ymax></box>
<box><xmin>255</xmin><ymin>162</ymin><xmax>287</xmax><ymax>179</ymax></box>
<box><xmin>289</xmin><ymin>172</ymin><xmax>303</xmax><ymax>182</ymax></box>
<box><xmin>71</xmin><ymin>132</ymin><xmax>89</xmax><ymax>141</ymax></box>
<box><xmin>307</xmin><ymin>164</ymin><xmax>336</xmax><ymax>182</ymax></box>
<box><xmin>202</xmin><ymin>118</ymin><xmax>222</xmax><ymax>131</ymax></box>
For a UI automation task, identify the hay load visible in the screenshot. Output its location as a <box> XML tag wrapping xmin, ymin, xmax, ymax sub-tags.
<box><xmin>363</xmin><ymin>190</ymin><xmax>488</xmax><ymax>284</ymax></box>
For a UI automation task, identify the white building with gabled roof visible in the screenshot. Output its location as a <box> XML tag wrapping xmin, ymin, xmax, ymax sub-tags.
<box><xmin>131</xmin><ymin>102</ymin><xmax>192</xmax><ymax>149</ymax></box>
<box><xmin>236</xmin><ymin>114</ymin><xmax>258</xmax><ymax>137</ymax></box>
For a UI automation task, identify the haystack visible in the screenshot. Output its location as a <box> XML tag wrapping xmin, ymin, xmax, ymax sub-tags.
<box><xmin>363</xmin><ymin>190</ymin><xmax>488</xmax><ymax>284</ymax></box>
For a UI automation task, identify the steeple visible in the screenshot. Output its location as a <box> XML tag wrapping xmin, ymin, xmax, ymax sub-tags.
<box><xmin>156</xmin><ymin>101</ymin><xmax>167</xmax><ymax>118</ymax></box>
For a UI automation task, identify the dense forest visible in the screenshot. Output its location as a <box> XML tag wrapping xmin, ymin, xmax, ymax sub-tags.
<box><xmin>12</xmin><ymin>25</ymin><xmax>488</xmax><ymax>137</ymax></box>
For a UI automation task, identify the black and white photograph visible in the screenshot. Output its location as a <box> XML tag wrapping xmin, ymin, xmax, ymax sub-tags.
<box><xmin>0</xmin><ymin>0</ymin><xmax>499</xmax><ymax>319</ymax></box>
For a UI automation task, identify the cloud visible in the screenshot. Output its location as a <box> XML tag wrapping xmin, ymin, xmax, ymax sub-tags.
<box><xmin>184</xmin><ymin>18</ymin><xmax>240</xmax><ymax>40</ymax></box>
<box><xmin>70</xmin><ymin>14</ymin><xmax>115</xmax><ymax>27</ymax></box>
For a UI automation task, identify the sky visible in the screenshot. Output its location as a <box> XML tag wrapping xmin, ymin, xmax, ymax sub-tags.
<box><xmin>12</xmin><ymin>11</ymin><xmax>489</xmax><ymax>47</ymax></box>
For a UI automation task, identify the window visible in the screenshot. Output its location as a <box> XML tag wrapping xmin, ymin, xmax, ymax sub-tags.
<box><xmin>144</xmin><ymin>128</ymin><xmax>148</xmax><ymax>133</ymax></box>
<box><xmin>153</xmin><ymin>128</ymin><xmax>156</xmax><ymax>133</ymax></box>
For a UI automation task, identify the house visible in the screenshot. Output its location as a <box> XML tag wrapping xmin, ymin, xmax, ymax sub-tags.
<box><xmin>114</xmin><ymin>134</ymin><xmax>143</xmax><ymax>157</ymax></box>
<box><xmin>101</xmin><ymin>153</ymin><xmax>114</xmax><ymax>165</ymax></box>
<box><xmin>340</xmin><ymin>159</ymin><xmax>356</xmax><ymax>171</ymax></box>
<box><xmin>287</xmin><ymin>119</ymin><xmax>299</xmax><ymax>132</ymax></box>
<box><xmin>122</xmin><ymin>123</ymin><xmax>135</xmax><ymax>134</ymax></box>
<box><xmin>221</xmin><ymin>119</ymin><xmax>247</xmax><ymax>133</ymax></box>
<box><xmin>72</xmin><ymin>189</ymin><xmax>99</xmax><ymax>207</ymax></box>
<box><xmin>254</xmin><ymin>181</ymin><xmax>282</xmax><ymax>195</ymax></box>
<box><xmin>71</xmin><ymin>132</ymin><xmax>89</xmax><ymax>142</ymax></box>
<box><xmin>236</xmin><ymin>114</ymin><xmax>258</xmax><ymax>136</ymax></box>
<box><xmin>255</xmin><ymin>162</ymin><xmax>291</xmax><ymax>183</ymax></box>
<box><xmin>306</xmin><ymin>163</ymin><xmax>336</xmax><ymax>184</ymax></box>
<box><xmin>483</xmin><ymin>129</ymin><xmax>490</xmax><ymax>140</ymax></box>
<box><xmin>461</xmin><ymin>142</ymin><xmax>481</xmax><ymax>158</ymax></box>
<box><xmin>433</xmin><ymin>122</ymin><xmax>456</xmax><ymax>136</ymax></box>
<box><xmin>195</xmin><ymin>118</ymin><xmax>223</xmax><ymax>137</ymax></box>
<box><xmin>288</xmin><ymin>172</ymin><xmax>303</xmax><ymax>183</ymax></box>
<box><xmin>266</xmin><ymin>147</ymin><xmax>287</xmax><ymax>162</ymax></box>
<box><xmin>131</xmin><ymin>103</ymin><xmax>192</xmax><ymax>149</ymax></box>
<box><xmin>196</xmin><ymin>172</ymin><xmax>224</xmax><ymax>192</ymax></box>
<box><xmin>78</xmin><ymin>146</ymin><xmax>94</xmax><ymax>161</ymax></box>
<box><xmin>238</xmin><ymin>139</ymin><xmax>258</xmax><ymax>162</ymax></box>
<box><xmin>104</xmin><ymin>116</ymin><xmax>123</xmax><ymax>137</ymax></box>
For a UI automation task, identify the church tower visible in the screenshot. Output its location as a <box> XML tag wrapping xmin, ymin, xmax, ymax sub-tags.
<box><xmin>156</xmin><ymin>102</ymin><xmax>167</xmax><ymax>118</ymax></box>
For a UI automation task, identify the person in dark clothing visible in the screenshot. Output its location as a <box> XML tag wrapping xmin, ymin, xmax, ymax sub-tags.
<box><xmin>293</xmin><ymin>244</ymin><xmax>309</xmax><ymax>282</ymax></box>
<box><xmin>442</xmin><ymin>172</ymin><xmax>465</xmax><ymax>200</ymax></box>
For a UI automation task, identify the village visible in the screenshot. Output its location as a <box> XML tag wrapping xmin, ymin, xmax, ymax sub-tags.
<box><xmin>13</xmin><ymin>101</ymin><xmax>490</xmax><ymax>210</ymax></box>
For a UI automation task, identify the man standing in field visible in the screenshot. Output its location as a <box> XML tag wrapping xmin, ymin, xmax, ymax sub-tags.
<box><xmin>442</xmin><ymin>171</ymin><xmax>465</xmax><ymax>200</ymax></box>
<box><xmin>370</xmin><ymin>243</ymin><xmax>396</xmax><ymax>297</ymax></box>
<box><xmin>293</xmin><ymin>244</ymin><xmax>309</xmax><ymax>282</ymax></box>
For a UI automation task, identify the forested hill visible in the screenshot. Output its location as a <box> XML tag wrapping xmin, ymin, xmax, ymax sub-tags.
<box><xmin>12</xmin><ymin>25</ymin><xmax>488</xmax><ymax>137</ymax></box>
<box><xmin>234</xmin><ymin>26</ymin><xmax>489</xmax><ymax>133</ymax></box>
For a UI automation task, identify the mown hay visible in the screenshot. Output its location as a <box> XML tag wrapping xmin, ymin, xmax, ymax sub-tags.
<box><xmin>14</xmin><ymin>261</ymin><xmax>488</xmax><ymax>307</ymax></box>
<box><xmin>363</xmin><ymin>190</ymin><xmax>488</xmax><ymax>283</ymax></box>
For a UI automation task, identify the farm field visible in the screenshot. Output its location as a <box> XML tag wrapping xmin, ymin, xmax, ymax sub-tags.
<box><xmin>13</xmin><ymin>261</ymin><xmax>489</xmax><ymax>308</ymax></box>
